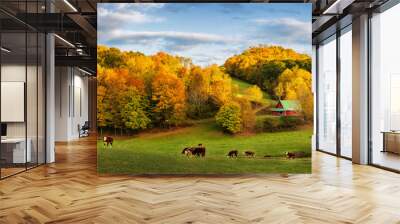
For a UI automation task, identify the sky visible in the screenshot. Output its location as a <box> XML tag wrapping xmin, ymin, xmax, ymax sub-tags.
<box><xmin>98</xmin><ymin>3</ymin><xmax>312</xmax><ymax>66</ymax></box>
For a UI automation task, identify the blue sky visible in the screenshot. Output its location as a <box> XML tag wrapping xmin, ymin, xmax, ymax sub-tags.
<box><xmin>98</xmin><ymin>3</ymin><xmax>311</xmax><ymax>66</ymax></box>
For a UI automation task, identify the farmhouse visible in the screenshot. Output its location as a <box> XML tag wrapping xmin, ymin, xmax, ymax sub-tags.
<box><xmin>270</xmin><ymin>100</ymin><xmax>301</xmax><ymax>116</ymax></box>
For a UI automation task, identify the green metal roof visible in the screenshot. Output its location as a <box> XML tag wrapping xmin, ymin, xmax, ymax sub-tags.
<box><xmin>272</xmin><ymin>100</ymin><xmax>301</xmax><ymax>111</ymax></box>
<box><xmin>270</xmin><ymin>108</ymin><xmax>286</xmax><ymax>112</ymax></box>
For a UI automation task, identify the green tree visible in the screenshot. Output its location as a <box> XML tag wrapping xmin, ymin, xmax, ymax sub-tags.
<box><xmin>215</xmin><ymin>103</ymin><xmax>242</xmax><ymax>134</ymax></box>
<box><xmin>121</xmin><ymin>89</ymin><xmax>151</xmax><ymax>130</ymax></box>
<box><xmin>97</xmin><ymin>46</ymin><xmax>125</xmax><ymax>68</ymax></box>
<box><xmin>97</xmin><ymin>66</ymin><xmax>115</xmax><ymax>134</ymax></box>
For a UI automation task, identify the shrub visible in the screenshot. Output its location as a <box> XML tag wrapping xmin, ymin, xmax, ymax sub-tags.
<box><xmin>215</xmin><ymin>103</ymin><xmax>242</xmax><ymax>134</ymax></box>
<box><xmin>279</xmin><ymin>116</ymin><xmax>303</xmax><ymax>129</ymax></box>
<box><xmin>255</xmin><ymin>120</ymin><xmax>264</xmax><ymax>132</ymax></box>
<box><xmin>186</xmin><ymin>101</ymin><xmax>218</xmax><ymax>119</ymax></box>
<box><xmin>262</xmin><ymin>117</ymin><xmax>281</xmax><ymax>132</ymax></box>
<box><xmin>261</xmin><ymin>116</ymin><xmax>303</xmax><ymax>132</ymax></box>
<box><xmin>236</xmin><ymin>98</ymin><xmax>256</xmax><ymax>131</ymax></box>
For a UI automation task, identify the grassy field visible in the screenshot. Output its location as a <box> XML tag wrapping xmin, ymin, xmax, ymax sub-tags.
<box><xmin>232</xmin><ymin>77</ymin><xmax>255</xmax><ymax>91</ymax></box>
<box><xmin>98</xmin><ymin>120</ymin><xmax>312</xmax><ymax>174</ymax></box>
<box><xmin>231</xmin><ymin>77</ymin><xmax>274</xmax><ymax>106</ymax></box>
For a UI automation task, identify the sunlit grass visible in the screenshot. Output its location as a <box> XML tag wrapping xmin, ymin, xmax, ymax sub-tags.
<box><xmin>231</xmin><ymin>77</ymin><xmax>275</xmax><ymax>106</ymax></box>
<box><xmin>98</xmin><ymin>120</ymin><xmax>312</xmax><ymax>174</ymax></box>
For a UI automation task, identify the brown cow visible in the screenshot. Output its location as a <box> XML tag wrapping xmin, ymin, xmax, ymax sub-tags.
<box><xmin>192</xmin><ymin>144</ymin><xmax>206</xmax><ymax>157</ymax></box>
<box><xmin>244</xmin><ymin>151</ymin><xmax>255</xmax><ymax>157</ymax></box>
<box><xmin>182</xmin><ymin>147</ymin><xmax>193</xmax><ymax>157</ymax></box>
<box><xmin>286</xmin><ymin>151</ymin><xmax>306</xmax><ymax>159</ymax></box>
<box><xmin>103</xmin><ymin>136</ymin><xmax>113</xmax><ymax>148</ymax></box>
<box><xmin>227</xmin><ymin>150</ymin><xmax>238</xmax><ymax>158</ymax></box>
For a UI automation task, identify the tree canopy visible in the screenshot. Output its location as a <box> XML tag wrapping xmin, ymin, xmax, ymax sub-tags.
<box><xmin>97</xmin><ymin>45</ymin><xmax>313</xmax><ymax>134</ymax></box>
<box><xmin>97</xmin><ymin>46</ymin><xmax>233</xmax><ymax>131</ymax></box>
<box><xmin>224</xmin><ymin>45</ymin><xmax>311</xmax><ymax>96</ymax></box>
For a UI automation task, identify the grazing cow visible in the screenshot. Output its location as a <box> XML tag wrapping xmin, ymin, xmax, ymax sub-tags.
<box><xmin>286</xmin><ymin>152</ymin><xmax>295</xmax><ymax>159</ymax></box>
<box><xmin>192</xmin><ymin>144</ymin><xmax>206</xmax><ymax>157</ymax></box>
<box><xmin>286</xmin><ymin>151</ymin><xmax>306</xmax><ymax>159</ymax></box>
<box><xmin>264</xmin><ymin>154</ymin><xmax>272</xmax><ymax>158</ymax></box>
<box><xmin>103</xmin><ymin>136</ymin><xmax>113</xmax><ymax>148</ymax></box>
<box><xmin>227</xmin><ymin>150</ymin><xmax>238</xmax><ymax>158</ymax></box>
<box><xmin>182</xmin><ymin>147</ymin><xmax>193</xmax><ymax>157</ymax></box>
<box><xmin>244</xmin><ymin>150</ymin><xmax>255</xmax><ymax>157</ymax></box>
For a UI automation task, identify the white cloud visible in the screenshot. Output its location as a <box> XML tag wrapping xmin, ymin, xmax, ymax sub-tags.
<box><xmin>98</xmin><ymin>6</ymin><xmax>164</xmax><ymax>30</ymax></box>
<box><xmin>133</xmin><ymin>3</ymin><xmax>166</xmax><ymax>9</ymax></box>
<box><xmin>106</xmin><ymin>3</ymin><xmax>165</xmax><ymax>10</ymax></box>
<box><xmin>107</xmin><ymin>30</ymin><xmax>233</xmax><ymax>43</ymax></box>
<box><xmin>253</xmin><ymin>17</ymin><xmax>310</xmax><ymax>33</ymax></box>
<box><xmin>102</xmin><ymin>30</ymin><xmax>240</xmax><ymax>53</ymax></box>
<box><xmin>252</xmin><ymin>17</ymin><xmax>311</xmax><ymax>45</ymax></box>
<box><xmin>97</xmin><ymin>5</ymin><xmax>311</xmax><ymax>66</ymax></box>
<box><xmin>99</xmin><ymin>30</ymin><xmax>244</xmax><ymax>66</ymax></box>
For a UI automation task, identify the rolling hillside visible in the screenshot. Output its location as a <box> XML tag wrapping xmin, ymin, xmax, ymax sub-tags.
<box><xmin>231</xmin><ymin>77</ymin><xmax>275</xmax><ymax>107</ymax></box>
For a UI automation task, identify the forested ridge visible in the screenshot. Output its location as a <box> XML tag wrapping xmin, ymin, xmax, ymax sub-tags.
<box><xmin>224</xmin><ymin>46</ymin><xmax>311</xmax><ymax>95</ymax></box>
<box><xmin>97</xmin><ymin>45</ymin><xmax>313</xmax><ymax>134</ymax></box>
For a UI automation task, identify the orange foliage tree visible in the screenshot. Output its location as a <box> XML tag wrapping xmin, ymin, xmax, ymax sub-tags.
<box><xmin>97</xmin><ymin>44</ymin><xmax>312</xmax><ymax>133</ymax></box>
<box><xmin>151</xmin><ymin>67</ymin><xmax>186</xmax><ymax>127</ymax></box>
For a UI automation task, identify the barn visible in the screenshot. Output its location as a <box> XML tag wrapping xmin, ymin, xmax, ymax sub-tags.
<box><xmin>270</xmin><ymin>100</ymin><xmax>301</xmax><ymax>116</ymax></box>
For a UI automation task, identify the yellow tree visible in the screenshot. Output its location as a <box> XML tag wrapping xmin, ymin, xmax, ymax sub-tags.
<box><xmin>274</xmin><ymin>68</ymin><xmax>313</xmax><ymax>120</ymax></box>
<box><xmin>152</xmin><ymin>52</ymin><xmax>183</xmax><ymax>75</ymax></box>
<box><xmin>235</xmin><ymin>97</ymin><xmax>256</xmax><ymax>132</ymax></box>
<box><xmin>125</xmin><ymin>52</ymin><xmax>155</xmax><ymax>93</ymax></box>
<box><xmin>215</xmin><ymin>102</ymin><xmax>242</xmax><ymax>134</ymax></box>
<box><xmin>206</xmin><ymin>65</ymin><xmax>232</xmax><ymax>106</ymax></box>
<box><xmin>186</xmin><ymin>66</ymin><xmax>211</xmax><ymax>118</ymax></box>
<box><xmin>244</xmin><ymin>85</ymin><xmax>263</xmax><ymax>102</ymax></box>
<box><xmin>223</xmin><ymin>45</ymin><xmax>311</xmax><ymax>94</ymax></box>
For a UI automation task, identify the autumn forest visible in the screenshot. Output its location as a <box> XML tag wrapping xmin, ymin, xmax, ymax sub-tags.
<box><xmin>97</xmin><ymin>45</ymin><xmax>313</xmax><ymax>135</ymax></box>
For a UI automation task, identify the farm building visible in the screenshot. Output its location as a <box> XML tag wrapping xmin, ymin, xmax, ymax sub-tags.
<box><xmin>270</xmin><ymin>100</ymin><xmax>301</xmax><ymax>116</ymax></box>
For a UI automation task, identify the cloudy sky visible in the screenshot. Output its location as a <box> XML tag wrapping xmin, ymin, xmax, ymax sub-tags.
<box><xmin>98</xmin><ymin>3</ymin><xmax>311</xmax><ymax>66</ymax></box>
